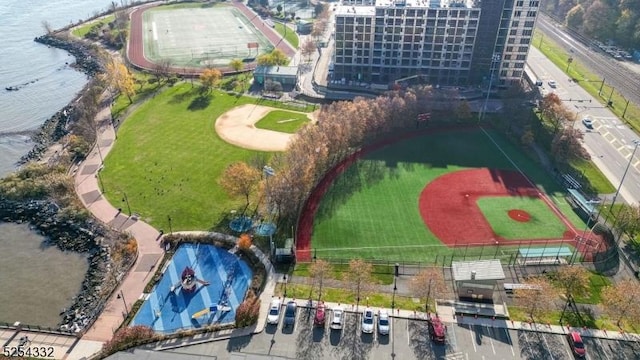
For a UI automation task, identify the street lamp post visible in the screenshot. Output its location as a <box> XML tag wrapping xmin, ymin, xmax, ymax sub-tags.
<box><xmin>283</xmin><ymin>274</ymin><xmax>288</xmax><ymax>298</ymax></box>
<box><xmin>122</xmin><ymin>192</ymin><xmax>132</xmax><ymax>216</ymax></box>
<box><xmin>392</xmin><ymin>276</ymin><xmax>398</xmax><ymax>310</ymax></box>
<box><xmin>263</xmin><ymin>165</ymin><xmax>275</xmax><ymax>257</ymax></box>
<box><xmin>392</xmin><ymin>263</ymin><xmax>399</xmax><ymax>310</ymax></box>
<box><xmin>167</xmin><ymin>215</ymin><xmax>173</xmax><ymax>234</ymax></box>
<box><xmin>606</xmin><ymin>140</ymin><xmax>640</xmax><ymax>221</ymax></box>
<box><xmin>478</xmin><ymin>54</ymin><xmax>501</xmax><ymax>123</ymax></box>
<box><xmin>117</xmin><ymin>289</ymin><xmax>129</xmax><ymax>318</ymax></box>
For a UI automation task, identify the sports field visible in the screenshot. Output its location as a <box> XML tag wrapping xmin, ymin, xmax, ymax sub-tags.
<box><xmin>306</xmin><ymin>128</ymin><xmax>586</xmax><ymax>262</ymax></box>
<box><xmin>142</xmin><ymin>5</ymin><xmax>272</xmax><ymax>67</ymax></box>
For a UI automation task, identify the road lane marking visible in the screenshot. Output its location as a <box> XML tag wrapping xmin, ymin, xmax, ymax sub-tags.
<box><xmin>407</xmin><ymin>320</ymin><xmax>410</xmax><ymax>345</ymax></box>
<box><xmin>503</xmin><ymin>328</ymin><xmax>515</xmax><ymax>357</ymax></box>
<box><xmin>541</xmin><ymin>333</ymin><xmax>555</xmax><ymax>360</ymax></box>
<box><xmin>489</xmin><ymin>332</ymin><xmax>496</xmax><ymax>354</ymax></box>
<box><xmin>469</xmin><ymin>326</ymin><xmax>477</xmax><ymax>352</ymax></box>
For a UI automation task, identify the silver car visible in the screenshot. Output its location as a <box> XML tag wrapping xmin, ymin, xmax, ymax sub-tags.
<box><xmin>266</xmin><ymin>299</ymin><xmax>281</xmax><ymax>325</ymax></box>
<box><xmin>378</xmin><ymin>310</ymin><xmax>390</xmax><ymax>335</ymax></box>
<box><xmin>330</xmin><ymin>307</ymin><xmax>345</xmax><ymax>330</ymax></box>
<box><xmin>361</xmin><ymin>308</ymin><xmax>374</xmax><ymax>334</ymax></box>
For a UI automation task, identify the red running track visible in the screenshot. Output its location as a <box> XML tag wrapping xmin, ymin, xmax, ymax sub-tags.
<box><xmin>127</xmin><ymin>1</ymin><xmax>296</xmax><ymax>75</ymax></box>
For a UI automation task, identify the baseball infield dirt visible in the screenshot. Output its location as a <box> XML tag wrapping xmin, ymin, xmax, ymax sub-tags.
<box><xmin>215</xmin><ymin>104</ymin><xmax>316</xmax><ymax>151</ymax></box>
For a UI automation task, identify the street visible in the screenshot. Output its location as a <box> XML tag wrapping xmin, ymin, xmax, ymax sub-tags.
<box><xmin>527</xmin><ymin>45</ymin><xmax>640</xmax><ymax>206</ymax></box>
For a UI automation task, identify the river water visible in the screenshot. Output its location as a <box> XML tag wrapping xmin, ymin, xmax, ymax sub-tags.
<box><xmin>0</xmin><ymin>0</ymin><xmax>114</xmax><ymax>326</ymax></box>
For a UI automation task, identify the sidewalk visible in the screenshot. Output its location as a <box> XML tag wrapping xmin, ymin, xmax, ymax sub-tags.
<box><xmin>67</xmin><ymin>98</ymin><xmax>165</xmax><ymax>359</ymax></box>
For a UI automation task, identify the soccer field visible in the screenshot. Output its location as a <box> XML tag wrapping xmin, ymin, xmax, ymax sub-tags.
<box><xmin>142</xmin><ymin>5</ymin><xmax>272</xmax><ymax>67</ymax></box>
<box><xmin>308</xmin><ymin>128</ymin><xmax>586</xmax><ymax>262</ymax></box>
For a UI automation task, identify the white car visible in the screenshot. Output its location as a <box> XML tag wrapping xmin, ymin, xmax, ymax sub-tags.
<box><xmin>361</xmin><ymin>308</ymin><xmax>374</xmax><ymax>334</ymax></box>
<box><xmin>267</xmin><ymin>299</ymin><xmax>281</xmax><ymax>325</ymax></box>
<box><xmin>548</xmin><ymin>80</ymin><xmax>557</xmax><ymax>88</ymax></box>
<box><xmin>582</xmin><ymin>117</ymin><xmax>594</xmax><ymax>129</ymax></box>
<box><xmin>378</xmin><ymin>310</ymin><xmax>390</xmax><ymax>335</ymax></box>
<box><xmin>330</xmin><ymin>306</ymin><xmax>345</xmax><ymax>330</ymax></box>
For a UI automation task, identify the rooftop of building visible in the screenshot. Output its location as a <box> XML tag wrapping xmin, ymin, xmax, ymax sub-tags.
<box><xmin>253</xmin><ymin>66</ymin><xmax>299</xmax><ymax>77</ymax></box>
<box><xmin>452</xmin><ymin>259</ymin><xmax>505</xmax><ymax>281</ymax></box>
<box><xmin>335</xmin><ymin>0</ymin><xmax>475</xmax><ymax>15</ymax></box>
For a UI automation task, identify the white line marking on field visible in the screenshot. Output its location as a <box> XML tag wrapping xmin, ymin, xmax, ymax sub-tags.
<box><xmin>152</xmin><ymin>22</ymin><xmax>158</xmax><ymax>41</ymax></box>
<box><xmin>277</xmin><ymin>119</ymin><xmax>299</xmax><ymax>123</ymax></box>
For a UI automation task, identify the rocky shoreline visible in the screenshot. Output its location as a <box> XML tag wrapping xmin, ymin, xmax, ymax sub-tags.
<box><xmin>0</xmin><ymin>199</ymin><xmax>114</xmax><ymax>333</ymax></box>
<box><xmin>18</xmin><ymin>34</ymin><xmax>104</xmax><ymax>166</ymax></box>
<box><xmin>1</xmin><ymin>33</ymin><xmax>118</xmax><ymax>333</ymax></box>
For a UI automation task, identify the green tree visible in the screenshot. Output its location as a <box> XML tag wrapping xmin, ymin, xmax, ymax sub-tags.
<box><xmin>105</xmin><ymin>59</ymin><xmax>136</xmax><ymax>103</ymax></box>
<box><xmin>199</xmin><ymin>68</ymin><xmax>222</xmax><ymax>93</ymax></box>
<box><xmin>229</xmin><ymin>58</ymin><xmax>244</xmax><ymax>72</ymax></box>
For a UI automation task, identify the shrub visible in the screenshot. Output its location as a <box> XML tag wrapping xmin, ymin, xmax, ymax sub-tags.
<box><xmin>238</xmin><ymin>233</ymin><xmax>252</xmax><ymax>250</ymax></box>
<box><xmin>101</xmin><ymin>325</ymin><xmax>155</xmax><ymax>356</ymax></box>
<box><xmin>235</xmin><ymin>289</ymin><xmax>261</xmax><ymax>327</ymax></box>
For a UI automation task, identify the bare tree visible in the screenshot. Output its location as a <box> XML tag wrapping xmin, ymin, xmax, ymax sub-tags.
<box><xmin>601</xmin><ymin>279</ymin><xmax>640</xmax><ymax>327</ymax></box>
<box><xmin>151</xmin><ymin>59</ymin><xmax>173</xmax><ymax>86</ymax></box>
<box><xmin>551</xmin><ymin>127</ymin><xmax>590</xmax><ymax>163</ymax></box>
<box><xmin>514</xmin><ymin>276</ymin><xmax>558</xmax><ymax>320</ymax></box>
<box><xmin>42</xmin><ymin>20</ymin><xmax>53</xmax><ymax>34</ymax></box>
<box><xmin>409</xmin><ymin>268</ymin><xmax>447</xmax><ymax>313</ymax></box>
<box><xmin>309</xmin><ymin>259</ymin><xmax>332</xmax><ymax>300</ymax></box>
<box><xmin>301</xmin><ymin>39</ymin><xmax>317</xmax><ymax>62</ymax></box>
<box><xmin>219</xmin><ymin>162</ymin><xmax>261</xmax><ymax>213</ymax></box>
<box><xmin>345</xmin><ymin>259</ymin><xmax>373</xmax><ymax>310</ymax></box>
<box><xmin>613</xmin><ymin>204</ymin><xmax>640</xmax><ymax>241</ymax></box>
<box><xmin>555</xmin><ymin>266</ymin><xmax>591</xmax><ymax>300</ymax></box>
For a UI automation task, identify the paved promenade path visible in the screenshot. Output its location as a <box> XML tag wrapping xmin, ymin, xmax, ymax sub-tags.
<box><xmin>72</xmin><ymin>102</ymin><xmax>164</xmax><ymax>347</ymax></box>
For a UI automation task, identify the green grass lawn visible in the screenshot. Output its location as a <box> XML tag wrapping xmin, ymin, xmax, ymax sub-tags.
<box><xmin>71</xmin><ymin>15</ymin><xmax>115</xmax><ymax>38</ymax></box>
<box><xmin>311</xmin><ymin>128</ymin><xmax>586</xmax><ymax>262</ymax></box>
<box><xmin>254</xmin><ymin>110</ymin><xmax>309</xmax><ymax>133</ymax></box>
<box><xmin>101</xmin><ymin>83</ymin><xmax>311</xmax><ymax>231</ymax></box>
<box><xmin>273</xmin><ymin>22</ymin><xmax>299</xmax><ymax>49</ymax></box>
<box><xmin>477</xmin><ymin>197</ymin><xmax>568</xmax><ymax>240</ymax></box>
<box><xmin>572</xmin><ymin>271</ymin><xmax>612</xmax><ymax>304</ymax></box>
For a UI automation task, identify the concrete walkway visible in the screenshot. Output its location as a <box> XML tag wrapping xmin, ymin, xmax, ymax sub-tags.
<box><xmin>67</xmin><ymin>99</ymin><xmax>165</xmax><ymax>359</ymax></box>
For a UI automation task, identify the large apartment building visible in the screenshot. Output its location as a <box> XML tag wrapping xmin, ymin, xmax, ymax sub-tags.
<box><xmin>332</xmin><ymin>0</ymin><xmax>540</xmax><ymax>87</ymax></box>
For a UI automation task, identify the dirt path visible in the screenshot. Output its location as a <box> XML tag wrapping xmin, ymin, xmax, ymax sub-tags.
<box><xmin>215</xmin><ymin>104</ymin><xmax>315</xmax><ymax>151</ymax></box>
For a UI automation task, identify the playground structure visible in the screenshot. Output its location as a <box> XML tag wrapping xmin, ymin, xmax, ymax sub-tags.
<box><xmin>130</xmin><ymin>243</ymin><xmax>252</xmax><ymax>333</ymax></box>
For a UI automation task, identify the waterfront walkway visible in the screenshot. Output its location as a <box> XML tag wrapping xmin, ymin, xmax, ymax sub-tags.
<box><xmin>67</xmin><ymin>99</ymin><xmax>165</xmax><ymax>358</ymax></box>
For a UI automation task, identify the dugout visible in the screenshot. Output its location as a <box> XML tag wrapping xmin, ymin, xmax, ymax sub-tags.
<box><xmin>253</xmin><ymin>66</ymin><xmax>299</xmax><ymax>86</ymax></box>
<box><xmin>452</xmin><ymin>260</ymin><xmax>505</xmax><ymax>302</ymax></box>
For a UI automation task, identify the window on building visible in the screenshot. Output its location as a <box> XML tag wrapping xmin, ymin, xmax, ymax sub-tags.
<box><xmin>527</xmin><ymin>11</ymin><xmax>537</xmax><ymax>17</ymax></box>
<box><xmin>519</xmin><ymin>38</ymin><xmax>530</xmax><ymax>44</ymax></box>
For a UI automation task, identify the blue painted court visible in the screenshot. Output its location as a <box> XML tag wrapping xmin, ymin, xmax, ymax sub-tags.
<box><xmin>130</xmin><ymin>243</ymin><xmax>253</xmax><ymax>333</ymax></box>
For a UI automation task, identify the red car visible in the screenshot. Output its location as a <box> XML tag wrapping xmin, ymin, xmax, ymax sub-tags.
<box><xmin>314</xmin><ymin>301</ymin><xmax>326</xmax><ymax>327</ymax></box>
<box><xmin>567</xmin><ymin>331</ymin><xmax>586</xmax><ymax>357</ymax></box>
<box><xmin>428</xmin><ymin>316</ymin><xmax>446</xmax><ymax>343</ymax></box>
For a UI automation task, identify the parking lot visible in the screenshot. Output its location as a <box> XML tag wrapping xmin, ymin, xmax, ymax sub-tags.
<box><xmin>167</xmin><ymin>307</ymin><xmax>640</xmax><ymax>360</ymax></box>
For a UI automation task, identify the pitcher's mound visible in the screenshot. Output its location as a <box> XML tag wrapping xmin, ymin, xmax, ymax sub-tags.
<box><xmin>508</xmin><ymin>209</ymin><xmax>531</xmax><ymax>223</ymax></box>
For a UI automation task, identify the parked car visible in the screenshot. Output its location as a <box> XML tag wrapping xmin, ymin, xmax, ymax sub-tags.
<box><xmin>284</xmin><ymin>301</ymin><xmax>297</xmax><ymax>328</ymax></box>
<box><xmin>567</xmin><ymin>331</ymin><xmax>586</xmax><ymax>357</ymax></box>
<box><xmin>378</xmin><ymin>310</ymin><xmax>390</xmax><ymax>335</ymax></box>
<box><xmin>582</xmin><ymin>117</ymin><xmax>594</xmax><ymax>129</ymax></box>
<box><xmin>314</xmin><ymin>301</ymin><xmax>326</xmax><ymax>327</ymax></box>
<box><xmin>267</xmin><ymin>299</ymin><xmax>282</xmax><ymax>325</ymax></box>
<box><xmin>361</xmin><ymin>308</ymin><xmax>375</xmax><ymax>334</ymax></box>
<box><xmin>330</xmin><ymin>306</ymin><xmax>345</xmax><ymax>330</ymax></box>
<box><xmin>428</xmin><ymin>316</ymin><xmax>446</xmax><ymax>343</ymax></box>
<box><xmin>548</xmin><ymin>80</ymin><xmax>558</xmax><ymax>88</ymax></box>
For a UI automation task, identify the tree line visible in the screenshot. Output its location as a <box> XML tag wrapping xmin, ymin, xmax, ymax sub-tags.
<box><xmin>543</xmin><ymin>0</ymin><xmax>640</xmax><ymax>49</ymax></box>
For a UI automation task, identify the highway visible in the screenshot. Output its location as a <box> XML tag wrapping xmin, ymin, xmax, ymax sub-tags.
<box><xmin>527</xmin><ymin>16</ymin><xmax>640</xmax><ymax>204</ymax></box>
